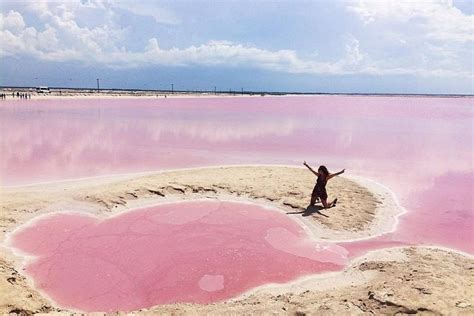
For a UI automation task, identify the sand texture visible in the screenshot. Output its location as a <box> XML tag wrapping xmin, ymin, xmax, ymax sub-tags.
<box><xmin>1</xmin><ymin>166</ymin><xmax>472</xmax><ymax>315</ymax></box>
<box><xmin>1</xmin><ymin>166</ymin><xmax>394</xmax><ymax>242</ymax></box>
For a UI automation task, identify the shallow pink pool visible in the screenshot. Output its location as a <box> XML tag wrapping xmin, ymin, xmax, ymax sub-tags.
<box><xmin>1</xmin><ymin>95</ymin><xmax>473</xmax><ymax>311</ymax></box>
<box><xmin>12</xmin><ymin>200</ymin><xmax>346</xmax><ymax>312</ymax></box>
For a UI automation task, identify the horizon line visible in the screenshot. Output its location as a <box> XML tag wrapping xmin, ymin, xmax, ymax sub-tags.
<box><xmin>0</xmin><ymin>85</ymin><xmax>472</xmax><ymax>98</ymax></box>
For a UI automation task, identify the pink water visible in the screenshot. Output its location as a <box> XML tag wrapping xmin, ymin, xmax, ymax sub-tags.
<box><xmin>2</xmin><ymin>96</ymin><xmax>473</xmax><ymax>311</ymax></box>
<box><xmin>12</xmin><ymin>200</ymin><xmax>347</xmax><ymax>312</ymax></box>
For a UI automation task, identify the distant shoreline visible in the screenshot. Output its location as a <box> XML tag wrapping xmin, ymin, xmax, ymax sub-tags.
<box><xmin>0</xmin><ymin>86</ymin><xmax>472</xmax><ymax>99</ymax></box>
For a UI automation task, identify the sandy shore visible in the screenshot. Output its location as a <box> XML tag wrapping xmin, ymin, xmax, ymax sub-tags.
<box><xmin>0</xmin><ymin>89</ymin><xmax>260</xmax><ymax>100</ymax></box>
<box><xmin>1</xmin><ymin>166</ymin><xmax>472</xmax><ymax>314</ymax></box>
<box><xmin>1</xmin><ymin>166</ymin><xmax>399</xmax><ymax>242</ymax></box>
<box><xmin>1</xmin><ymin>89</ymin><xmax>471</xmax><ymax>101</ymax></box>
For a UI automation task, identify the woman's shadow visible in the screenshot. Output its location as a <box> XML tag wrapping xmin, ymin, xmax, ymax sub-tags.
<box><xmin>286</xmin><ymin>204</ymin><xmax>329</xmax><ymax>218</ymax></box>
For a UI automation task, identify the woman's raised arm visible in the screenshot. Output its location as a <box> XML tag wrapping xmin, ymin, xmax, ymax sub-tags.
<box><xmin>328</xmin><ymin>169</ymin><xmax>345</xmax><ymax>180</ymax></box>
<box><xmin>303</xmin><ymin>161</ymin><xmax>320</xmax><ymax>177</ymax></box>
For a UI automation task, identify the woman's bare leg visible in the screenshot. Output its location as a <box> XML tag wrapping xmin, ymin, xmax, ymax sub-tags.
<box><xmin>321</xmin><ymin>198</ymin><xmax>329</xmax><ymax>208</ymax></box>
<box><xmin>310</xmin><ymin>194</ymin><xmax>319</xmax><ymax>206</ymax></box>
<box><xmin>322</xmin><ymin>198</ymin><xmax>337</xmax><ymax>209</ymax></box>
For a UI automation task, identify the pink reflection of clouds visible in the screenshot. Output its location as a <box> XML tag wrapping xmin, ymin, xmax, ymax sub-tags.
<box><xmin>12</xmin><ymin>200</ymin><xmax>345</xmax><ymax>312</ymax></box>
<box><xmin>1</xmin><ymin>97</ymin><xmax>472</xmax><ymax>186</ymax></box>
<box><xmin>0</xmin><ymin>100</ymin><xmax>296</xmax><ymax>185</ymax></box>
<box><xmin>147</xmin><ymin>117</ymin><xmax>296</xmax><ymax>142</ymax></box>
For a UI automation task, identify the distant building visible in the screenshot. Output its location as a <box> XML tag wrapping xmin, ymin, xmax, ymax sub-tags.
<box><xmin>36</xmin><ymin>86</ymin><xmax>50</xmax><ymax>94</ymax></box>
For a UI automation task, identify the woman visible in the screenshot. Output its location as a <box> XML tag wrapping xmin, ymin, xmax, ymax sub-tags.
<box><xmin>304</xmin><ymin>161</ymin><xmax>345</xmax><ymax>209</ymax></box>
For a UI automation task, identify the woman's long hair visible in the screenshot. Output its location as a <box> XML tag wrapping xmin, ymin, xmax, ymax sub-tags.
<box><xmin>318</xmin><ymin>165</ymin><xmax>329</xmax><ymax>178</ymax></box>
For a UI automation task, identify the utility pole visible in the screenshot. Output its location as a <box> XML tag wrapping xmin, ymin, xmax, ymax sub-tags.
<box><xmin>214</xmin><ymin>86</ymin><xmax>217</xmax><ymax>95</ymax></box>
<box><xmin>241</xmin><ymin>88</ymin><xmax>244</xmax><ymax>95</ymax></box>
<box><xmin>96</xmin><ymin>78</ymin><xmax>100</xmax><ymax>92</ymax></box>
<box><xmin>171</xmin><ymin>83</ymin><xmax>174</xmax><ymax>94</ymax></box>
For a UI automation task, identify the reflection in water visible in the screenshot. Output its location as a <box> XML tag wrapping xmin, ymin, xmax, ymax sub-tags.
<box><xmin>0</xmin><ymin>99</ymin><xmax>297</xmax><ymax>184</ymax></box>
<box><xmin>1</xmin><ymin>96</ymin><xmax>473</xmax><ymax>253</ymax></box>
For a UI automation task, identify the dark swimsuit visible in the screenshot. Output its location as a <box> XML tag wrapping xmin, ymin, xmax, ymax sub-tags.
<box><xmin>312</xmin><ymin>175</ymin><xmax>328</xmax><ymax>200</ymax></box>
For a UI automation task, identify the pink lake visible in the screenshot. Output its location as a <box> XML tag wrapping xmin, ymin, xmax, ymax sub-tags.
<box><xmin>11</xmin><ymin>200</ymin><xmax>347</xmax><ymax>312</ymax></box>
<box><xmin>1</xmin><ymin>96</ymin><xmax>473</xmax><ymax>311</ymax></box>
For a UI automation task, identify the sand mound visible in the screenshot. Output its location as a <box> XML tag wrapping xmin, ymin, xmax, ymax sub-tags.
<box><xmin>1</xmin><ymin>166</ymin><xmax>400</xmax><ymax>242</ymax></box>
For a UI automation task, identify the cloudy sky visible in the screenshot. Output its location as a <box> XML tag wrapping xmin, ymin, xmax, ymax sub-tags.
<box><xmin>0</xmin><ymin>0</ymin><xmax>472</xmax><ymax>94</ymax></box>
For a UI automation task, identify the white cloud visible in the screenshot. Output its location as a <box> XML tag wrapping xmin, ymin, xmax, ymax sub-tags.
<box><xmin>346</xmin><ymin>0</ymin><xmax>473</xmax><ymax>78</ymax></box>
<box><xmin>0</xmin><ymin>1</ymin><xmax>126</xmax><ymax>61</ymax></box>
<box><xmin>347</xmin><ymin>0</ymin><xmax>473</xmax><ymax>43</ymax></box>
<box><xmin>112</xmin><ymin>37</ymin><xmax>384</xmax><ymax>76</ymax></box>
<box><xmin>0</xmin><ymin>10</ymin><xmax>25</xmax><ymax>33</ymax></box>
<box><xmin>0</xmin><ymin>1</ymin><xmax>472</xmax><ymax>79</ymax></box>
